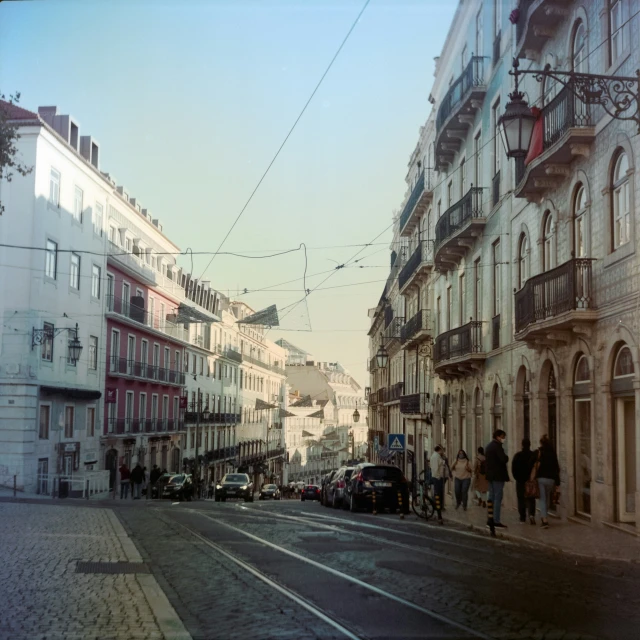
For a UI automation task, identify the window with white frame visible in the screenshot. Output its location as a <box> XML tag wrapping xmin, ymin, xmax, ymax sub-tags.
<box><xmin>49</xmin><ymin>168</ymin><xmax>60</xmax><ymax>207</ymax></box>
<box><xmin>89</xmin><ymin>336</ymin><xmax>98</xmax><ymax>370</ymax></box>
<box><xmin>573</xmin><ymin>184</ymin><xmax>589</xmax><ymax>257</ymax></box>
<box><xmin>610</xmin><ymin>0</ymin><xmax>627</xmax><ymax>65</ymax></box>
<box><xmin>39</xmin><ymin>405</ymin><xmax>50</xmax><ymax>439</ymax></box>
<box><xmin>45</xmin><ymin>240</ymin><xmax>57</xmax><ymax>279</ymax></box>
<box><xmin>475</xmin><ymin>9</ymin><xmax>483</xmax><ymax>58</ymax></box>
<box><xmin>493</xmin><ymin>240</ymin><xmax>501</xmax><ymax>316</ymax></box>
<box><xmin>41</xmin><ymin>322</ymin><xmax>54</xmax><ymax>362</ymax></box>
<box><xmin>543</xmin><ymin>212</ymin><xmax>555</xmax><ymax>270</ymax></box>
<box><xmin>474</xmin><ymin>131</ymin><xmax>482</xmax><ymax>186</ymax></box>
<box><xmin>94</xmin><ymin>203</ymin><xmax>104</xmax><ymax>236</ymax></box>
<box><xmin>612</xmin><ymin>151</ymin><xmax>631</xmax><ymax>248</ymax></box>
<box><xmin>69</xmin><ymin>253</ymin><xmax>80</xmax><ymax>290</ymax></box>
<box><xmin>518</xmin><ymin>233</ymin><xmax>529</xmax><ymax>289</ymax></box>
<box><xmin>492</xmin><ymin>100</ymin><xmax>501</xmax><ymax>177</ymax></box>
<box><xmin>91</xmin><ymin>265</ymin><xmax>101</xmax><ymax>298</ymax></box>
<box><xmin>572</xmin><ymin>21</ymin><xmax>587</xmax><ymax>73</ymax></box>
<box><xmin>87</xmin><ymin>407</ymin><xmax>96</xmax><ymax>438</ymax></box>
<box><xmin>64</xmin><ymin>406</ymin><xmax>75</xmax><ymax>439</ymax></box>
<box><xmin>74</xmin><ymin>186</ymin><xmax>83</xmax><ymax>222</ymax></box>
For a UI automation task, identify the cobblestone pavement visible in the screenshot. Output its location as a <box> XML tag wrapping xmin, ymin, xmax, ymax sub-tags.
<box><xmin>116</xmin><ymin>499</ymin><xmax>640</xmax><ymax>640</ymax></box>
<box><xmin>0</xmin><ymin>502</ymin><xmax>184</xmax><ymax>640</ymax></box>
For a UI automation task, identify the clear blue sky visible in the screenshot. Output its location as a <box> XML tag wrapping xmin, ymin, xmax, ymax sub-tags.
<box><xmin>0</xmin><ymin>0</ymin><xmax>456</xmax><ymax>387</ymax></box>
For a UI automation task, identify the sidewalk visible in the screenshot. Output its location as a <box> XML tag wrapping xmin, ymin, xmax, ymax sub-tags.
<box><xmin>0</xmin><ymin>501</ymin><xmax>191</xmax><ymax>640</ymax></box>
<box><xmin>437</xmin><ymin>495</ymin><xmax>640</xmax><ymax>563</ymax></box>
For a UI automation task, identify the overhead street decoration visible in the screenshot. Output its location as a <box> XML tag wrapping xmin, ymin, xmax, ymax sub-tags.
<box><xmin>236</xmin><ymin>304</ymin><xmax>279</xmax><ymax>327</ymax></box>
<box><xmin>255</xmin><ymin>399</ymin><xmax>277</xmax><ymax>410</ymax></box>
<box><xmin>307</xmin><ymin>409</ymin><xmax>325</xmax><ymax>419</ymax></box>
<box><xmin>278</xmin><ymin>408</ymin><xmax>296</xmax><ymax>418</ymax></box>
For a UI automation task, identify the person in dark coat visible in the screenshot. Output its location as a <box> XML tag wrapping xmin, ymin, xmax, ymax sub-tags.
<box><xmin>484</xmin><ymin>429</ymin><xmax>509</xmax><ymax>528</ymax></box>
<box><xmin>512</xmin><ymin>438</ymin><xmax>536</xmax><ymax>525</ymax></box>
<box><xmin>119</xmin><ymin>463</ymin><xmax>130</xmax><ymax>500</ymax></box>
<box><xmin>536</xmin><ymin>434</ymin><xmax>561</xmax><ymax>529</ymax></box>
<box><xmin>131</xmin><ymin>463</ymin><xmax>144</xmax><ymax>500</ymax></box>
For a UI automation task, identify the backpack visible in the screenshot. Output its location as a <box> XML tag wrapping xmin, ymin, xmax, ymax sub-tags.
<box><xmin>479</xmin><ymin>459</ymin><xmax>486</xmax><ymax>476</ymax></box>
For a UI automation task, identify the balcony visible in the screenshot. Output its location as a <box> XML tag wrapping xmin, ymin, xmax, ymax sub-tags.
<box><xmin>384</xmin><ymin>317</ymin><xmax>404</xmax><ymax>352</ymax></box>
<box><xmin>515</xmin><ymin>0</ymin><xmax>571</xmax><ymax>61</ymax></box>
<box><xmin>108</xmin><ymin>241</ymin><xmax>158</xmax><ymax>286</ymax></box>
<box><xmin>434</xmin><ymin>187</ymin><xmax>485</xmax><ymax>271</ymax></box>
<box><xmin>433</xmin><ymin>321</ymin><xmax>485</xmax><ymax>379</ymax></box>
<box><xmin>435</xmin><ymin>57</ymin><xmax>486</xmax><ymax>171</ymax></box>
<box><xmin>400</xmin><ymin>392</ymin><xmax>429</xmax><ymax>417</ymax></box>
<box><xmin>514</xmin><ymin>258</ymin><xmax>597</xmax><ymax>344</ymax></box>
<box><xmin>368</xmin><ymin>356</ymin><xmax>377</xmax><ymax>373</ymax></box>
<box><xmin>383</xmin><ymin>382</ymin><xmax>404</xmax><ymax>404</ymax></box>
<box><xmin>108</xmin><ymin>356</ymin><xmax>186</xmax><ymax>386</ymax></box>
<box><xmin>107</xmin><ymin>418</ymin><xmax>184</xmax><ymax>435</ymax></box>
<box><xmin>401</xmin><ymin>309</ymin><xmax>432</xmax><ymax>348</ymax></box>
<box><xmin>515</xmin><ymin>85</ymin><xmax>594</xmax><ymax>200</ymax></box>
<box><xmin>399</xmin><ymin>170</ymin><xmax>433</xmax><ymax>237</ymax></box>
<box><xmin>398</xmin><ymin>241</ymin><xmax>434</xmax><ymax>293</ymax></box>
<box><xmin>368</xmin><ymin>392</ymin><xmax>378</xmax><ymax>406</ymax></box>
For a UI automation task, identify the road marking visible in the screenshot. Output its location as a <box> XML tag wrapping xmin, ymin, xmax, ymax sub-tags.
<box><xmin>167</xmin><ymin>517</ymin><xmax>363</xmax><ymax>640</ymax></box>
<box><xmin>193</xmin><ymin>511</ymin><xmax>494</xmax><ymax>640</ymax></box>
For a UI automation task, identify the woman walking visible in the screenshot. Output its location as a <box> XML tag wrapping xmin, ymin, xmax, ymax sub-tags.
<box><xmin>535</xmin><ymin>435</ymin><xmax>560</xmax><ymax>529</ymax></box>
<box><xmin>472</xmin><ymin>447</ymin><xmax>488</xmax><ymax>507</ymax></box>
<box><xmin>451</xmin><ymin>449</ymin><xmax>473</xmax><ymax>510</ymax></box>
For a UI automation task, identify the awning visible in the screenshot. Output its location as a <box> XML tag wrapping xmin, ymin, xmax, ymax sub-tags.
<box><xmin>40</xmin><ymin>386</ymin><xmax>101</xmax><ymax>401</ymax></box>
<box><xmin>279</xmin><ymin>408</ymin><xmax>296</xmax><ymax>418</ymax></box>
<box><xmin>255</xmin><ymin>399</ymin><xmax>277</xmax><ymax>410</ymax></box>
<box><xmin>301</xmin><ymin>430</ymin><xmax>314</xmax><ymax>437</ymax></box>
<box><xmin>307</xmin><ymin>409</ymin><xmax>325</xmax><ymax>419</ymax></box>
<box><xmin>175</xmin><ymin>303</ymin><xmax>220</xmax><ymax>324</ymax></box>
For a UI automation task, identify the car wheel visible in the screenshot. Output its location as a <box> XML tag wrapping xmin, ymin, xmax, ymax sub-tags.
<box><xmin>333</xmin><ymin>494</ymin><xmax>340</xmax><ymax>509</ymax></box>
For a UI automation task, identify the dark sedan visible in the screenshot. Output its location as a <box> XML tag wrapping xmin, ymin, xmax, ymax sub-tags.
<box><xmin>301</xmin><ymin>485</ymin><xmax>321</xmax><ymax>501</ymax></box>
<box><xmin>215</xmin><ymin>473</ymin><xmax>254</xmax><ymax>502</ymax></box>
<box><xmin>259</xmin><ymin>484</ymin><xmax>281</xmax><ymax>500</ymax></box>
<box><xmin>161</xmin><ymin>474</ymin><xmax>194</xmax><ymax>501</ymax></box>
<box><xmin>346</xmin><ymin>464</ymin><xmax>409</xmax><ymax>514</ymax></box>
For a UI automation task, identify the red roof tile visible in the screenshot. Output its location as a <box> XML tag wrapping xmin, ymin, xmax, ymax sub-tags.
<box><xmin>0</xmin><ymin>99</ymin><xmax>39</xmax><ymax>121</ymax></box>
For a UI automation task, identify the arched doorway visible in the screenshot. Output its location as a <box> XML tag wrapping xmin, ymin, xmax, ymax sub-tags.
<box><xmin>573</xmin><ymin>354</ymin><xmax>592</xmax><ymax>517</ymax></box>
<box><xmin>474</xmin><ymin>387</ymin><xmax>483</xmax><ymax>450</ymax></box>
<box><xmin>491</xmin><ymin>384</ymin><xmax>502</xmax><ymax>433</ymax></box>
<box><xmin>612</xmin><ymin>345</ymin><xmax>636</xmax><ymax>522</ymax></box>
<box><xmin>516</xmin><ymin>365</ymin><xmax>531</xmax><ymax>442</ymax></box>
<box><xmin>105</xmin><ymin>448</ymin><xmax>118</xmax><ymax>490</ymax></box>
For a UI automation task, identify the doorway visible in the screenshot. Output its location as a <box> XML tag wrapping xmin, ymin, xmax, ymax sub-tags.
<box><xmin>616</xmin><ymin>398</ymin><xmax>636</xmax><ymax>522</ymax></box>
<box><xmin>105</xmin><ymin>448</ymin><xmax>118</xmax><ymax>489</ymax></box>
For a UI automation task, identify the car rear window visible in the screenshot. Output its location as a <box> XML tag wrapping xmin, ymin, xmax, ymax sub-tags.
<box><xmin>306</xmin><ymin>485</ymin><xmax>318</xmax><ymax>490</ymax></box>
<box><xmin>361</xmin><ymin>467</ymin><xmax>404</xmax><ymax>481</ymax></box>
<box><xmin>344</xmin><ymin>470</ymin><xmax>355</xmax><ymax>480</ymax></box>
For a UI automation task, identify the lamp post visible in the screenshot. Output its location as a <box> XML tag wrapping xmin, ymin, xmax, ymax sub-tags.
<box><xmin>499</xmin><ymin>57</ymin><xmax>640</xmax><ymax>160</ymax></box>
<box><xmin>32</xmin><ymin>323</ymin><xmax>83</xmax><ymax>364</ymax></box>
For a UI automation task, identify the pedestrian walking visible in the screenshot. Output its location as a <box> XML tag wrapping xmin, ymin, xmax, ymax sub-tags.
<box><xmin>429</xmin><ymin>445</ymin><xmax>447</xmax><ymax>522</ymax></box>
<box><xmin>119</xmin><ymin>463</ymin><xmax>131</xmax><ymax>499</ymax></box>
<box><xmin>534</xmin><ymin>434</ymin><xmax>561</xmax><ymax>529</ymax></box>
<box><xmin>149</xmin><ymin>465</ymin><xmax>161</xmax><ymax>498</ymax></box>
<box><xmin>472</xmin><ymin>447</ymin><xmax>488</xmax><ymax>507</ymax></box>
<box><xmin>451</xmin><ymin>449</ymin><xmax>473</xmax><ymax>510</ymax></box>
<box><xmin>131</xmin><ymin>462</ymin><xmax>144</xmax><ymax>500</ymax></box>
<box><xmin>141</xmin><ymin>466</ymin><xmax>148</xmax><ymax>497</ymax></box>
<box><xmin>485</xmin><ymin>429</ymin><xmax>510</xmax><ymax>529</ymax></box>
<box><xmin>512</xmin><ymin>438</ymin><xmax>537</xmax><ymax>525</ymax></box>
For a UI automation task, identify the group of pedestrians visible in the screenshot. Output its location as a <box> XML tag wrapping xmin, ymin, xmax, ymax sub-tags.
<box><xmin>119</xmin><ymin>462</ymin><xmax>167</xmax><ymax>500</ymax></box>
<box><xmin>430</xmin><ymin>429</ymin><xmax>560</xmax><ymax>529</ymax></box>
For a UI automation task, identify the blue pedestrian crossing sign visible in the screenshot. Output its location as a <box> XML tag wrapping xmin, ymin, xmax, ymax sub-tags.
<box><xmin>388</xmin><ymin>434</ymin><xmax>405</xmax><ymax>451</ymax></box>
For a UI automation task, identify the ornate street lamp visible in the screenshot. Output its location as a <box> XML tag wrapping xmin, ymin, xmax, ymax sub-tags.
<box><xmin>375</xmin><ymin>344</ymin><xmax>389</xmax><ymax>369</ymax></box>
<box><xmin>500</xmin><ymin>58</ymin><xmax>640</xmax><ymax>160</ymax></box>
<box><xmin>32</xmin><ymin>322</ymin><xmax>83</xmax><ymax>365</ymax></box>
<box><xmin>352</xmin><ymin>400</ymin><xmax>360</xmax><ymax>424</ymax></box>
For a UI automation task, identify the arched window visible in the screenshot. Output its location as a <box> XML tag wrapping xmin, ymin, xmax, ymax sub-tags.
<box><xmin>492</xmin><ymin>383</ymin><xmax>502</xmax><ymax>431</ymax></box>
<box><xmin>572</xmin><ymin>21</ymin><xmax>587</xmax><ymax>73</ymax></box>
<box><xmin>518</xmin><ymin>233</ymin><xmax>529</xmax><ymax>289</ymax></box>
<box><xmin>612</xmin><ymin>151</ymin><xmax>631</xmax><ymax>248</ymax></box>
<box><xmin>573</xmin><ymin>184</ymin><xmax>589</xmax><ymax>257</ymax></box>
<box><xmin>575</xmin><ymin>355</ymin><xmax>590</xmax><ymax>383</ymax></box>
<box><xmin>614</xmin><ymin>345</ymin><xmax>634</xmax><ymax>378</ymax></box>
<box><xmin>542</xmin><ymin>212</ymin><xmax>555</xmax><ymax>271</ymax></box>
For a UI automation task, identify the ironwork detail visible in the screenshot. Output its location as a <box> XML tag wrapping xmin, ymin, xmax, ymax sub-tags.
<box><xmin>237</xmin><ymin>304</ymin><xmax>279</xmax><ymax>327</ymax></box>
<box><xmin>398</xmin><ymin>241</ymin><xmax>434</xmax><ymax>290</ymax></box>
<box><xmin>435</xmin><ymin>187</ymin><xmax>484</xmax><ymax>248</ymax></box>
<box><xmin>401</xmin><ymin>309</ymin><xmax>431</xmax><ymax>344</ymax></box>
<box><xmin>434</xmin><ymin>321</ymin><xmax>483</xmax><ymax>364</ymax></box>
<box><xmin>437</xmin><ymin>56</ymin><xmax>485</xmax><ymax>131</ymax></box>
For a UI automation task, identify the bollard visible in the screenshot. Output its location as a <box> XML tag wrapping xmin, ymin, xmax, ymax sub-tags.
<box><xmin>372</xmin><ymin>490</ymin><xmax>377</xmax><ymax>515</ymax></box>
<box><xmin>397</xmin><ymin>491</ymin><xmax>404</xmax><ymax>519</ymax></box>
<box><xmin>435</xmin><ymin>493</ymin><xmax>443</xmax><ymax>524</ymax></box>
<box><xmin>13</xmin><ymin>475</ymin><xmax>16</xmax><ymax>498</ymax></box>
<box><xmin>487</xmin><ymin>499</ymin><xmax>496</xmax><ymax>537</ymax></box>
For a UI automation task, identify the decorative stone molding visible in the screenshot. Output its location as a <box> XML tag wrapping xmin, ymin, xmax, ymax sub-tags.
<box><xmin>570</xmin><ymin>144</ymin><xmax>591</xmax><ymax>158</ymax></box>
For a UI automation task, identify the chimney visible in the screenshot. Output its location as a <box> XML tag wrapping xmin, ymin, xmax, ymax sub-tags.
<box><xmin>38</xmin><ymin>106</ymin><xmax>57</xmax><ymax>125</ymax></box>
<box><xmin>116</xmin><ymin>186</ymin><xmax>129</xmax><ymax>202</ymax></box>
<box><xmin>101</xmin><ymin>172</ymin><xmax>116</xmax><ymax>186</ymax></box>
<box><xmin>80</xmin><ymin>136</ymin><xmax>100</xmax><ymax>169</ymax></box>
<box><xmin>152</xmin><ymin>218</ymin><xmax>163</xmax><ymax>232</ymax></box>
<box><xmin>38</xmin><ymin>107</ymin><xmax>79</xmax><ymax>150</ymax></box>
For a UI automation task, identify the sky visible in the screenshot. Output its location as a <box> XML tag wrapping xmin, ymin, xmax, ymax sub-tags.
<box><xmin>0</xmin><ymin>0</ymin><xmax>456</xmax><ymax>388</ymax></box>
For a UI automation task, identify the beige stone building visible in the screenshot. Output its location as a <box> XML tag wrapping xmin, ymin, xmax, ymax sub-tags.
<box><xmin>368</xmin><ymin>0</ymin><xmax>640</xmax><ymax>533</ymax></box>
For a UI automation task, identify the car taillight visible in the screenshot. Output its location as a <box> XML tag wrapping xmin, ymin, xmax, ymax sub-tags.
<box><xmin>338</xmin><ymin>481</ymin><xmax>345</xmax><ymax>489</ymax></box>
<box><xmin>316</xmin><ymin>488</ymin><xmax>320</xmax><ymax>493</ymax></box>
<box><xmin>356</xmin><ymin>472</ymin><xmax>363</xmax><ymax>482</ymax></box>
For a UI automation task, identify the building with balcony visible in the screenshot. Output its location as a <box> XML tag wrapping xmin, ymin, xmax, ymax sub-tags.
<box><xmin>367</xmin><ymin>0</ymin><xmax>640</xmax><ymax>537</ymax></box>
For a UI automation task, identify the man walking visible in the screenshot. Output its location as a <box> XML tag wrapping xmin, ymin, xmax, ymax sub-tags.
<box><xmin>119</xmin><ymin>463</ymin><xmax>130</xmax><ymax>500</ymax></box>
<box><xmin>512</xmin><ymin>438</ymin><xmax>537</xmax><ymax>525</ymax></box>
<box><xmin>149</xmin><ymin>464</ymin><xmax>161</xmax><ymax>499</ymax></box>
<box><xmin>485</xmin><ymin>429</ymin><xmax>509</xmax><ymax>529</ymax></box>
<box><xmin>131</xmin><ymin>462</ymin><xmax>144</xmax><ymax>500</ymax></box>
<box><xmin>429</xmin><ymin>445</ymin><xmax>447</xmax><ymax>522</ymax></box>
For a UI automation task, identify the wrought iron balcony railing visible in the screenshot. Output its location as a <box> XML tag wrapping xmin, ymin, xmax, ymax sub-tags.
<box><xmin>435</xmin><ymin>187</ymin><xmax>484</xmax><ymax>248</ymax></box>
<box><xmin>434</xmin><ymin>321</ymin><xmax>483</xmax><ymax>364</ymax></box>
<box><xmin>398</xmin><ymin>241</ymin><xmax>434</xmax><ymax>290</ymax></box>
<box><xmin>436</xmin><ymin>57</ymin><xmax>485</xmax><ymax>131</ymax></box>
<box><xmin>108</xmin><ymin>356</ymin><xmax>185</xmax><ymax>386</ymax></box>
<box><xmin>544</xmin><ymin>83</ymin><xmax>591</xmax><ymax>148</ymax></box>
<box><xmin>383</xmin><ymin>382</ymin><xmax>404</xmax><ymax>403</ymax></box>
<box><xmin>399</xmin><ymin>170</ymin><xmax>433</xmax><ymax>234</ymax></box>
<box><xmin>514</xmin><ymin>259</ymin><xmax>595</xmax><ymax>334</ymax></box>
<box><xmin>401</xmin><ymin>309</ymin><xmax>431</xmax><ymax>344</ymax></box>
<box><xmin>400</xmin><ymin>392</ymin><xmax>429</xmax><ymax>415</ymax></box>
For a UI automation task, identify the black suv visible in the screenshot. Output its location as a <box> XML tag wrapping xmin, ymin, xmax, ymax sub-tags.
<box><xmin>160</xmin><ymin>474</ymin><xmax>194</xmax><ymax>501</ymax></box>
<box><xmin>346</xmin><ymin>463</ymin><xmax>409</xmax><ymax>514</ymax></box>
<box><xmin>215</xmin><ymin>473</ymin><xmax>254</xmax><ymax>502</ymax></box>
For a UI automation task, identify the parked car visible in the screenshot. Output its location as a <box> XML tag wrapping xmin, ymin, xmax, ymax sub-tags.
<box><xmin>346</xmin><ymin>463</ymin><xmax>409</xmax><ymax>514</ymax></box>
<box><xmin>259</xmin><ymin>484</ymin><xmax>281</xmax><ymax>500</ymax></box>
<box><xmin>151</xmin><ymin>473</ymin><xmax>173</xmax><ymax>499</ymax></box>
<box><xmin>215</xmin><ymin>473</ymin><xmax>254</xmax><ymax>502</ymax></box>
<box><xmin>320</xmin><ymin>471</ymin><xmax>337</xmax><ymax>505</ymax></box>
<box><xmin>325</xmin><ymin>466</ymin><xmax>356</xmax><ymax>509</ymax></box>
<box><xmin>161</xmin><ymin>474</ymin><xmax>194</xmax><ymax>501</ymax></box>
<box><xmin>301</xmin><ymin>485</ymin><xmax>321</xmax><ymax>501</ymax></box>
